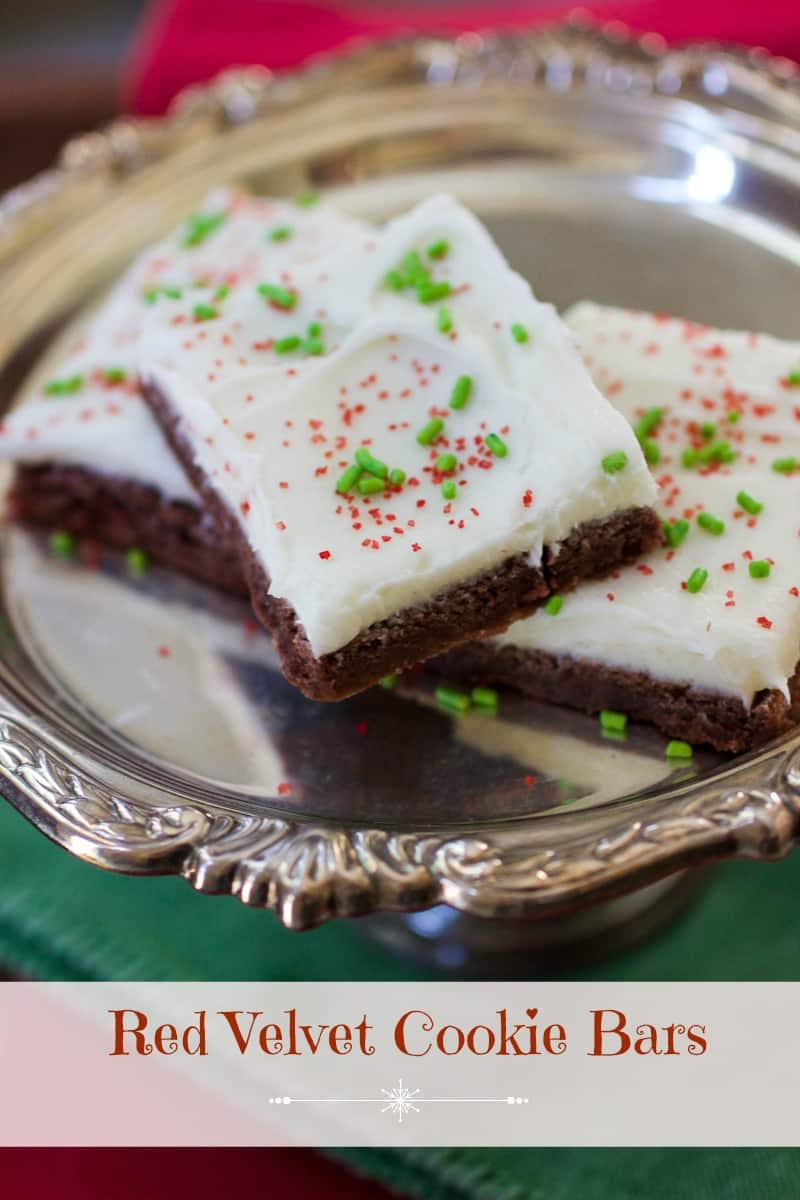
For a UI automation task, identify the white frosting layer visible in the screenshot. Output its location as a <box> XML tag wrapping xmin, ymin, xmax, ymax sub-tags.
<box><xmin>139</xmin><ymin>195</ymin><xmax>655</xmax><ymax>658</ymax></box>
<box><xmin>499</xmin><ymin>302</ymin><xmax>800</xmax><ymax>705</ymax></box>
<box><xmin>0</xmin><ymin>188</ymin><xmax>368</xmax><ymax>501</ymax></box>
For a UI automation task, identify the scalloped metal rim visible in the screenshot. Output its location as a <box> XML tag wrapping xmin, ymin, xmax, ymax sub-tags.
<box><xmin>0</xmin><ymin>22</ymin><xmax>799</xmax><ymax>931</ymax></box>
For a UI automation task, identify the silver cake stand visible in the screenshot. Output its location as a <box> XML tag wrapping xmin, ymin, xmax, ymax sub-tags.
<box><xmin>0</xmin><ymin>21</ymin><xmax>799</xmax><ymax>968</ymax></box>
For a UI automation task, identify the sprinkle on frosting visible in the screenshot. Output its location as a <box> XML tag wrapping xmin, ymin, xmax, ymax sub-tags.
<box><xmin>437</xmin><ymin>306</ymin><xmax>453</xmax><ymax>334</ymax></box>
<box><xmin>697</xmin><ymin>512</ymin><xmax>725</xmax><ymax>536</ymax></box>
<box><xmin>544</xmin><ymin>595</ymin><xmax>563</xmax><ymax>615</ymax></box>
<box><xmin>601</xmin><ymin>450</ymin><xmax>627</xmax><ymax>474</ymax></box>
<box><xmin>485</xmin><ymin>433</ymin><xmax>507</xmax><ymax>458</ymax></box>
<box><xmin>449</xmin><ymin>375</ymin><xmax>472</xmax><ymax>410</ymax></box>
<box><xmin>416</xmin><ymin>417</ymin><xmax>444</xmax><ymax>446</ymax></box>
<box><xmin>686</xmin><ymin>567</ymin><xmax>708</xmax><ymax>593</ymax></box>
<box><xmin>737</xmin><ymin>490</ymin><xmax>763</xmax><ymax>515</ymax></box>
<box><xmin>182</xmin><ymin>211</ymin><xmax>226</xmax><ymax>248</ymax></box>
<box><xmin>45</xmin><ymin>375</ymin><xmax>84</xmax><ymax>395</ymax></box>
<box><xmin>257</xmin><ymin>282</ymin><xmax>296</xmax><ymax>311</ymax></box>
<box><xmin>600</xmin><ymin>710</ymin><xmax>627</xmax><ymax>732</ymax></box>
<box><xmin>749</xmin><ymin>559</ymin><xmax>770</xmax><ymax>579</ymax></box>
<box><xmin>510</xmin><ymin>323</ymin><xmax>529</xmax><ymax>344</ymax></box>
<box><xmin>666</xmin><ymin>740</ymin><xmax>693</xmax><ymax>759</ymax></box>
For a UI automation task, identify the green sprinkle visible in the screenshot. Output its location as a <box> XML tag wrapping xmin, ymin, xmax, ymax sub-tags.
<box><xmin>697</xmin><ymin>512</ymin><xmax>725</xmax><ymax>536</ymax></box>
<box><xmin>510</xmin><ymin>322</ymin><xmax>529</xmax><ymax>344</ymax></box>
<box><xmin>641</xmin><ymin>438</ymin><xmax>661</xmax><ymax>466</ymax></box>
<box><xmin>268</xmin><ymin>224</ymin><xmax>292</xmax><ymax>242</ymax></box>
<box><xmin>681</xmin><ymin>448</ymin><xmax>699</xmax><ymax>469</ymax></box>
<box><xmin>357</xmin><ymin>475</ymin><xmax>385</xmax><ymax>495</ymax></box>
<box><xmin>355</xmin><ymin>447</ymin><xmax>388</xmax><ymax>478</ymax></box>
<box><xmin>727</xmin><ymin>410</ymin><xmax>741</xmax><ymax>424</ymax></box>
<box><xmin>698</xmin><ymin>439</ymin><xmax>735</xmax><ymax>465</ymax></box>
<box><xmin>143</xmin><ymin>285</ymin><xmax>183</xmax><ymax>305</ymax></box>
<box><xmin>436</xmin><ymin>453</ymin><xmax>457</xmax><ymax>473</ymax></box>
<box><xmin>49</xmin><ymin>530</ymin><xmax>74</xmax><ymax>559</ymax></box>
<box><xmin>213</xmin><ymin>283</ymin><xmax>230</xmax><ymax>301</ymax></box>
<box><xmin>601</xmin><ymin>451</ymin><xmax>627</xmax><ymax>474</ymax></box>
<box><xmin>544</xmin><ymin>594</ymin><xmax>563</xmax><ymax>616</ymax></box>
<box><xmin>307</xmin><ymin>321</ymin><xmax>322</xmax><ymax>337</ymax></box>
<box><xmin>471</xmin><ymin>686</ymin><xmax>499</xmax><ymax>713</ymax></box>
<box><xmin>666</xmin><ymin>740</ymin><xmax>693</xmax><ymax>760</ymax></box>
<box><xmin>749</xmin><ymin>559</ymin><xmax>771</xmax><ymax>579</ymax></box>
<box><xmin>45</xmin><ymin>374</ymin><xmax>84</xmax><ymax>395</ymax></box>
<box><xmin>295</xmin><ymin>189</ymin><xmax>319</xmax><ymax>208</ymax></box>
<box><xmin>602</xmin><ymin>728</ymin><xmax>627</xmax><ymax>744</ymax></box>
<box><xmin>449</xmin><ymin>375</ymin><xmax>473</xmax><ymax>410</ymax></box>
<box><xmin>416</xmin><ymin>280</ymin><xmax>452</xmax><ymax>304</ymax></box>
<box><xmin>427</xmin><ymin>238</ymin><xmax>450</xmax><ymax>259</ymax></box>
<box><xmin>379</xmin><ymin>675</ymin><xmax>397</xmax><ymax>691</ymax></box>
<box><xmin>274</xmin><ymin>335</ymin><xmax>302</xmax><ymax>353</ymax></box>
<box><xmin>416</xmin><ymin>417</ymin><xmax>444</xmax><ymax>446</ymax></box>
<box><xmin>634</xmin><ymin>407</ymin><xmax>663</xmax><ymax>440</ymax></box>
<box><xmin>664</xmin><ymin>518</ymin><xmax>690</xmax><ymax>549</ymax></box>
<box><xmin>402</xmin><ymin>250</ymin><xmax>428</xmax><ymax>287</ymax></box>
<box><xmin>441</xmin><ymin>480</ymin><xmax>457</xmax><ymax>500</ymax></box>
<box><xmin>700</xmin><ymin>420</ymin><xmax>716</xmax><ymax>440</ymax></box>
<box><xmin>686</xmin><ymin>567</ymin><xmax>708</xmax><ymax>594</ymax></box>
<box><xmin>435</xmin><ymin>685</ymin><xmax>471</xmax><ymax>715</ymax></box>
<box><xmin>125</xmin><ymin>547</ymin><xmax>148</xmax><ymax>576</ymax></box>
<box><xmin>773</xmin><ymin>456</ymin><xmax>797</xmax><ymax>474</ymax></box>
<box><xmin>385</xmin><ymin>269</ymin><xmax>406</xmax><ymax>291</ymax></box>
<box><xmin>389</xmin><ymin>468</ymin><xmax>406</xmax><ymax>487</ymax></box>
<box><xmin>437</xmin><ymin>306</ymin><xmax>453</xmax><ymax>333</ymax></box>
<box><xmin>485</xmin><ymin>433</ymin><xmax>507</xmax><ymax>458</ymax></box>
<box><xmin>192</xmin><ymin>303</ymin><xmax>218</xmax><ymax>321</ymax></box>
<box><xmin>103</xmin><ymin>368</ymin><xmax>127</xmax><ymax>383</ymax></box>
<box><xmin>303</xmin><ymin>337</ymin><xmax>324</xmax><ymax>356</ymax></box>
<box><xmin>600</xmin><ymin>710</ymin><xmax>628</xmax><ymax>733</ymax></box>
<box><xmin>785</xmin><ymin>370</ymin><xmax>800</xmax><ymax>387</ymax></box>
<box><xmin>182</xmin><ymin>211</ymin><xmax>226</xmax><ymax>248</ymax></box>
<box><xmin>336</xmin><ymin>464</ymin><xmax>362</xmax><ymax>494</ymax></box>
<box><xmin>257</xmin><ymin>282</ymin><xmax>296</xmax><ymax>310</ymax></box>
<box><xmin>737</xmin><ymin>490</ymin><xmax>763</xmax><ymax>515</ymax></box>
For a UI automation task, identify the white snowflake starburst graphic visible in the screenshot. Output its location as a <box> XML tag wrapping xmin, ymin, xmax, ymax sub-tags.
<box><xmin>380</xmin><ymin>1079</ymin><xmax>422</xmax><ymax>1124</ymax></box>
<box><xmin>269</xmin><ymin>1080</ymin><xmax>528</xmax><ymax>1124</ymax></box>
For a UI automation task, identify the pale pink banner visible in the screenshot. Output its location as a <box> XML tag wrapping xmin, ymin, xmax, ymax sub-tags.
<box><xmin>0</xmin><ymin>982</ymin><xmax>794</xmax><ymax>1146</ymax></box>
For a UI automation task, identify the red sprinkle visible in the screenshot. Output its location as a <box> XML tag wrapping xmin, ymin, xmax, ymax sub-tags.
<box><xmin>277</xmin><ymin>782</ymin><xmax>292</xmax><ymax>796</ymax></box>
<box><xmin>157</xmin><ymin>645</ymin><xmax>171</xmax><ymax>659</ymax></box>
<box><xmin>756</xmin><ymin>616</ymin><xmax>773</xmax><ymax>630</ymax></box>
<box><xmin>318</xmin><ymin>550</ymin><xmax>331</xmax><ymax>560</ymax></box>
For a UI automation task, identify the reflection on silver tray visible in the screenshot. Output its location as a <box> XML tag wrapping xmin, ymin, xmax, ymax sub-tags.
<box><xmin>0</xmin><ymin>22</ymin><xmax>799</xmax><ymax>930</ymax></box>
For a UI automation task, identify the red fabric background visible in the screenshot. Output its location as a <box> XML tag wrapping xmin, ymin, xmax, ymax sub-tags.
<box><xmin>126</xmin><ymin>0</ymin><xmax>800</xmax><ymax>116</ymax></box>
<box><xmin>1</xmin><ymin>1148</ymin><xmax>390</xmax><ymax>1198</ymax></box>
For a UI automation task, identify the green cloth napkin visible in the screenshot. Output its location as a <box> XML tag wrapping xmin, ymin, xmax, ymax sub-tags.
<box><xmin>1</xmin><ymin>796</ymin><xmax>798</xmax><ymax>1194</ymax></box>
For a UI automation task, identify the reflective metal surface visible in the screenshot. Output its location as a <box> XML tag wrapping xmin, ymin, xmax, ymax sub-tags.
<box><xmin>0</xmin><ymin>23</ymin><xmax>798</xmax><ymax>930</ymax></box>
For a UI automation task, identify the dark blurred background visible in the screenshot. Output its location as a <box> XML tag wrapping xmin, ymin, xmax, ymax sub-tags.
<box><xmin>0</xmin><ymin>0</ymin><xmax>146</xmax><ymax>190</ymax></box>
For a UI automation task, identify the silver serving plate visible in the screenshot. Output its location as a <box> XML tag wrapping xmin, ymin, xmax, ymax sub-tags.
<box><xmin>0</xmin><ymin>21</ymin><xmax>799</xmax><ymax>935</ymax></box>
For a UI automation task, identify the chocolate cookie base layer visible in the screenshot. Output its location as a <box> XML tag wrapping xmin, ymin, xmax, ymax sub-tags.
<box><xmin>8</xmin><ymin>464</ymin><xmax>249</xmax><ymax>597</ymax></box>
<box><xmin>430</xmin><ymin>641</ymin><xmax>799</xmax><ymax>753</ymax></box>
<box><xmin>144</xmin><ymin>378</ymin><xmax>663</xmax><ymax>702</ymax></box>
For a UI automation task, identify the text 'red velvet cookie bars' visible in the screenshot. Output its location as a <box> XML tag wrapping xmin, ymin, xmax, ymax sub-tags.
<box><xmin>435</xmin><ymin>302</ymin><xmax>800</xmax><ymax>752</ymax></box>
<box><xmin>138</xmin><ymin>195</ymin><xmax>659</xmax><ymax>701</ymax></box>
